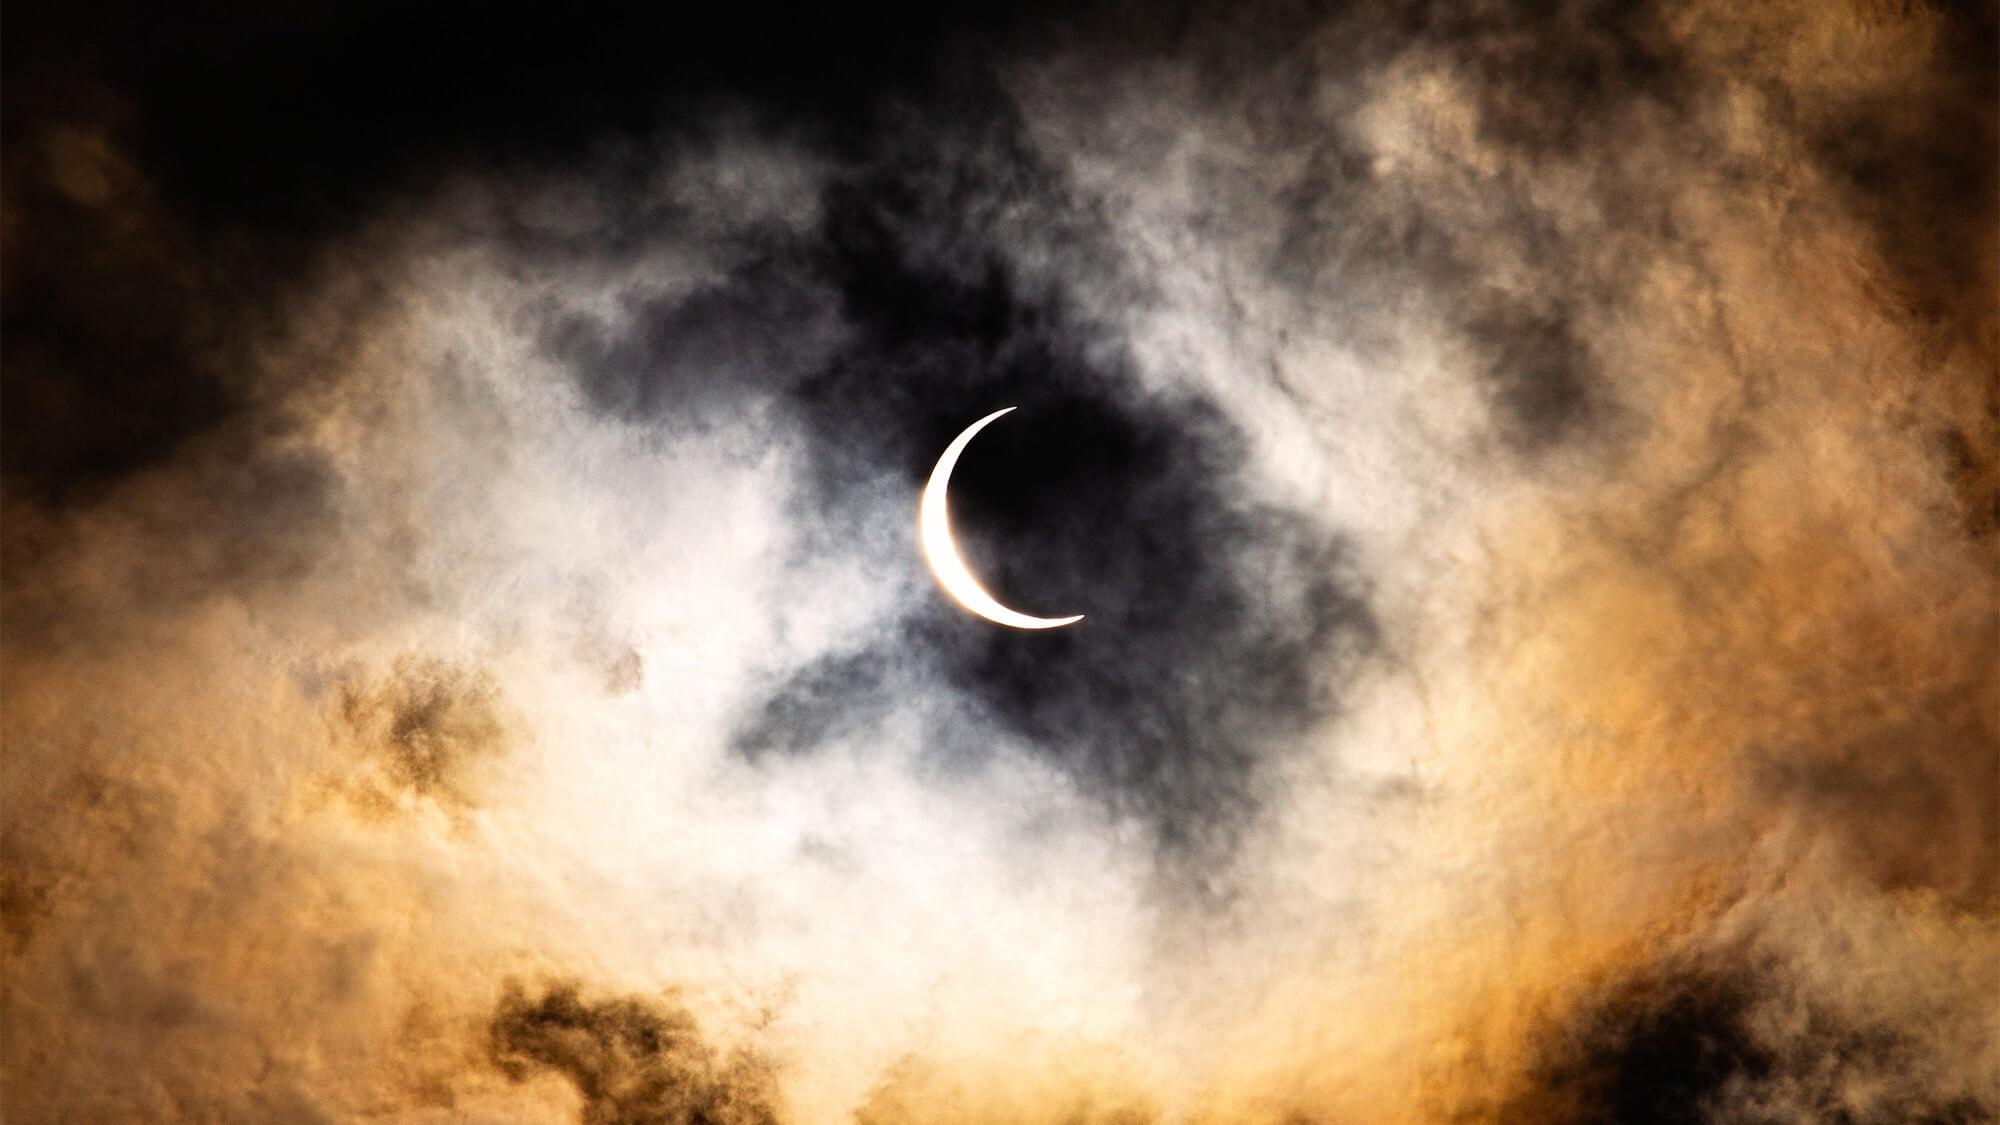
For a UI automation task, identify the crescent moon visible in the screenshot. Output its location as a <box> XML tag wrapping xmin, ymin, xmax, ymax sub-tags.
<box><xmin>920</xmin><ymin>408</ymin><xmax>1084</xmax><ymax>630</ymax></box>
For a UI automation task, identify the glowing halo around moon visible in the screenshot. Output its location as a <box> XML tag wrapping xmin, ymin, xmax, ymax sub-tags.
<box><xmin>919</xmin><ymin>408</ymin><xmax>1085</xmax><ymax>630</ymax></box>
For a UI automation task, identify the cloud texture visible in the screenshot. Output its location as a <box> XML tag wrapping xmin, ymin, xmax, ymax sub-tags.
<box><xmin>4</xmin><ymin>0</ymin><xmax>1995</xmax><ymax>1121</ymax></box>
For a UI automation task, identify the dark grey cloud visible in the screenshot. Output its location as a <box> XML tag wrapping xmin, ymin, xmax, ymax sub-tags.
<box><xmin>1463</xmin><ymin>301</ymin><xmax>1599</xmax><ymax>453</ymax></box>
<box><xmin>333</xmin><ymin>657</ymin><xmax>514</xmax><ymax>810</ymax></box>
<box><xmin>674</xmin><ymin>117</ymin><xmax>1380</xmax><ymax>857</ymax></box>
<box><xmin>489</xmin><ymin>981</ymin><xmax>780</xmax><ymax>1125</ymax></box>
<box><xmin>1515</xmin><ymin>959</ymin><xmax>1996</xmax><ymax>1124</ymax></box>
<box><xmin>1792</xmin><ymin>1</ymin><xmax>1998</xmax><ymax>342</ymax></box>
<box><xmin>0</xmin><ymin>0</ymin><xmax>1055</xmax><ymax>508</ymax></box>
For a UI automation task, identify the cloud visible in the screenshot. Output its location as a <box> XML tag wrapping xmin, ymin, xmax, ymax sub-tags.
<box><xmin>488</xmin><ymin>981</ymin><xmax>780</xmax><ymax>1125</ymax></box>
<box><xmin>3</xmin><ymin>0</ymin><xmax>1994</xmax><ymax>1121</ymax></box>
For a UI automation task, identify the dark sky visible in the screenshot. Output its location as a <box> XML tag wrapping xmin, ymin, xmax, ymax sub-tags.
<box><xmin>8</xmin><ymin>0</ymin><xmax>1387</xmax><ymax>853</ymax></box>
<box><xmin>2</xmin><ymin>0</ymin><xmax>1034</xmax><ymax>496</ymax></box>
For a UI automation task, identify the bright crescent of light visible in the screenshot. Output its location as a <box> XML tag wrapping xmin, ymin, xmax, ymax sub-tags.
<box><xmin>920</xmin><ymin>408</ymin><xmax>1084</xmax><ymax>630</ymax></box>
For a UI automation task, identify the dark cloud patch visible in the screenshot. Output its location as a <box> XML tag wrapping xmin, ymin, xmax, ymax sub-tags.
<box><xmin>1511</xmin><ymin>963</ymin><xmax>1997</xmax><ymax>1125</ymax></box>
<box><xmin>731</xmin><ymin>648</ymin><xmax>898</xmax><ymax>761</ymax></box>
<box><xmin>1408</xmin><ymin>1</ymin><xmax>1685</xmax><ymax>463</ymax></box>
<box><xmin>1</xmin><ymin>444</ymin><xmax>340</xmax><ymax>663</ymax></box>
<box><xmin>1799</xmin><ymin>0</ymin><xmax>1998</xmax><ymax>343</ymax></box>
<box><xmin>544</xmin><ymin>254</ymin><xmax>847</xmax><ymax>429</ymax></box>
<box><xmin>0</xmin><ymin>123</ymin><xmax>237</xmax><ymax>508</ymax></box>
<box><xmin>1513</xmin><ymin>967</ymin><xmax>1774</xmax><ymax>1125</ymax></box>
<box><xmin>915</xmin><ymin>395</ymin><xmax>1372</xmax><ymax>852</ymax></box>
<box><xmin>1938</xmin><ymin>425</ymin><xmax>2000</xmax><ymax>542</ymax></box>
<box><xmin>1052</xmin><ymin>2</ymin><xmax>1667</xmax><ymax>463</ymax></box>
<box><xmin>719</xmin><ymin>123</ymin><xmax>1376</xmax><ymax>858</ymax></box>
<box><xmin>334</xmin><ymin>659</ymin><xmax>512</xmax><ymax>810</ymax></box>
<box><xmin>1465</xmin><ymin>299</ymin><xmax>1597</xmax><ymax>453</ymax></box>
<box><xmin>0</xmin><ymin>765</ymin><xmax>169</xmax><ymax>962</ymax></box>
<box><xmin>1445</xmin><ymin>0</ymin><xmax>1688</xmax><ymax>157</ymax></box>
<box><xmin>0</xmin><ymin>867</ymin><xmax>56</xmax><ymax>956</ymax></box>
<box><xmin>7</xmin><ymin>1</ymin><xmax>1060</xmax><ymax>243</ymax></box>
<box><xmin>0</xmin><ymin>0</ymin><xmax>1065</xmax><ymax>512</ymax></box>
<box><xmin>488</xmin><ymin>980</ymin><xmax>779</xmax><ymax>1125</ymax></box>
<box><xmin>1749</xmin><ymin>693</ymin><xmax>2000</xmax><ymax>912</ymax></box>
